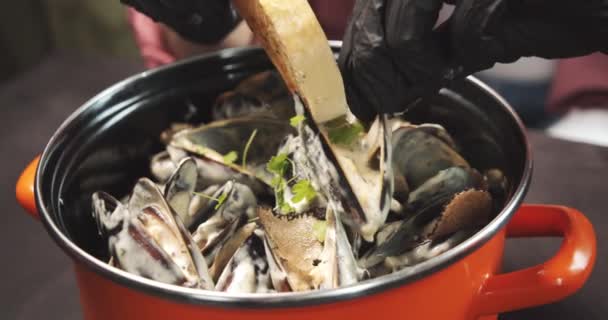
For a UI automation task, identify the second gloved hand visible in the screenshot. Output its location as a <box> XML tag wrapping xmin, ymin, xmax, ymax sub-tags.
<box><xmin>121</xmin><ymin>0</ymin><xmax>241</xmax><ymax>44</ymax></box>
<box><xmin>339</xmin><ymin>0</ymin><xmax>608</xmax><ymax>121</ymax></box>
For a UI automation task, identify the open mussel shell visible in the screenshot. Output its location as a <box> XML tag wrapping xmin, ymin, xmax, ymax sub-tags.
<box><xmin>164</xmin><ymin>157</ymin><xmax>198</xmax><ymax>227</ymax></box>
<box><xmin>209</xmin><ymin>222</ymin><xmax>257</xmax><ymax>281</ymax></box>
<box><xmin>257</xmin><ymin>205</ymin><xmax>362</xmax><ymax>291</ymax></box>
<box><xmin>292</xmin><ymin>97</ymin><xmax>394</xmax><ymax>242</ymax></box>
<box><xmin>168</xmin><ymin>117</ymin><xmax>295</xmax><ymax>193</ymax></box>
<box><xmin>257</xmin><ymin>206</ymin><xmax>324</xmax><ymax>291</ymax></box>
<box><xmin>212</xmin><ymin>71</ymin><xmax>295</xmax><ymax>121</ymax></box>
<box><xmin>215</xmin><ymin>228</ymin><xmax>274</xmax><ymax>293</ymax></box>
<box><xmin>92</xmin><ymin>178</ymin><xmax>213</xmax><ymax>289</ymax></box>
<box><xmin>321</xmin><ymin>204</ymin><xmax>365</xmax><ymax>288</ymax></box>
<box><xmin>392</xmin><ymin>124</ymin><xmax>470</xmax><ymax>190</ymax></box>
<box><xmin>359</xmin><ymin>166</ymin><xmax>492</xmax><ymax>269</ymax></box>
<box><xmin>190</xmin><ymin>180</ymin><xmax>258</xmax><ymax>264</ymax></box>
<box><xmin>167</xmin><ymin>145</ymin><xmax>270</xmax><ymax>195</ymax></box>
<box><xmin>263</xmin><ymin>230</ymin><xmax>291</xmax><ymax>292</ymax></box>
<box><xmin>405</xmin><ymin>166</ymin><xmax>486</xmax><ymax>218</ymax></box>
<box><xmin>422</xmin><ymin>189</ymin><xmax>492</xmax><ymax>240</ymax></box>
<box><xmin>91</xmin><ymin>191</ymin><xmax>126</xmax><ymax>236</ymax></box>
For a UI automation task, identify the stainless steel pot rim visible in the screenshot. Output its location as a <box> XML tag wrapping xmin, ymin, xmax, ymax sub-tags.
<box><xmin>34</xmin><ymin>42</ymin><xmax>533</xmax><ymax>308</ymax></box>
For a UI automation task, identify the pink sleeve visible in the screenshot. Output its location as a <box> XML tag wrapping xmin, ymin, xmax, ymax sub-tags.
<box><xmin>308</xmin><ymin>0</ymin><xmax>353</xmax><ymax>40</ymax></box>
<box><xmin>547</xmin><ymin>53</ymin><xmax>608</xmax><ymax>113</ymax></box>
<box><xmin>126</xmin><ymin>1</ymin><xmax>354</xmax><ymax>69</ymax></box>
<box><xmin>126</xmin><ymin>8</ymin><xmax>177</xmax><ymax>69</ymax></box>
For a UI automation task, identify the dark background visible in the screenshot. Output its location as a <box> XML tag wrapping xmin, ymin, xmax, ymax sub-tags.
<box><xmin>0</xmin><ymin>0</ymin><xmax>137</xmax><ymax>84</ymax></box>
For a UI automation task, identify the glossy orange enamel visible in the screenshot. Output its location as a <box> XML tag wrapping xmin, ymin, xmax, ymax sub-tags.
<box><xmin>71</xmin><ymin>205</ymin><xmax>595</xmax><ymax>320</ymax></box>
<box><xmin>16</xmin><ymin>156</ymin><xmax>40</xmax><ymax>220</ymax></box>
<box><xmin>16</xmin><ymin>161</ymin><xmax>595</xmax><ymax>320</ymax></box>
<box><xmin>475</xmin><ymin>205</ymin><xmax>596</xmax><ymax>316</ymax></box>
<box><xmin>72</xmin><ymin>230</ymin><xmax>502</xmax><ymax>320</ymax></box>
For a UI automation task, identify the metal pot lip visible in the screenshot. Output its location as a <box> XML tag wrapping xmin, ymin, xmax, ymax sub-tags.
<box><xmin>34</xmin><ymin>42</ymin><xmax>533</xmax><ymax>309</ymax></box>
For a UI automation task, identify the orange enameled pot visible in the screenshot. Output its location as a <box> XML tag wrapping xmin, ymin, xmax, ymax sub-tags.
<box><xmin>16</xmin><ymin>43</ymin><xmax>596</xmax><ymax>320</ymax></box>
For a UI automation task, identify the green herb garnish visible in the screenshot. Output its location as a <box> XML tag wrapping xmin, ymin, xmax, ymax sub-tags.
<box><xmin>279</xmin><ymin>201</ymin><xmax>295</xmax><ymax>214</ymax></box>
<box><xmin>267</xmin><ymin>153</ymin><xmax>289</xmax><ymax>174</ymax></box>
<box><xmin>267</xmin><ymin>153</ymin><xmax>296</xmax><ymax>214</ymax></box>
<box><xmin>270</xmin><ymin>176</ymin><xmax>283</xmax><ymax>188</ymax></box>
<box><xmin>214</xmin><ymin>192</ymin><xmax>228</xmax><ymax>210</ymax></box>
<box><xmin>193</xmin><ymin>190</ymin><xmax>229</xmax><ymax>210</ymax></box>
<box><xmin>266</xmin><ymin>153</ymin><xmax>310</xmax><ymax>215</ymax></box>
<box><xmin>222</xmin><ymin>151</ymin><xmax>238</xmax><ymax>164</ymax></box>
<box><xmin>327</xmin><ymin>121</ymin><xmax>365</xmax><ymax>146</ymax></box>
<box><xmin>290</xmin><ymin>115</ymin><xmax>306</xmax><ymax>127</ymax></box>
<box><xmin>241</xmin><ymin>129</ymin><xmax>258</xmax><ymax>168</ymax></box>
<box><xmin>291</xmin><ymin>179</ymin><xmax>317</xmax><ymax>203</ymax></box>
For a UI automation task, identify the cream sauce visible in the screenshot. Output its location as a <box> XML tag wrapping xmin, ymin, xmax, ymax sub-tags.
<box><xmin>383</xmin><ymin>230</ymin><xmax>471</xmax><ymax>271</ymax></box>
<box><xmin>216</xmin><ymin>230</ymin><xmax>273</xmax><ymax>293</ymax></box>
<box><xmin>315</xmin><ymin>114</ymin><xmax>392</xmax><ymax>241</ymax></box>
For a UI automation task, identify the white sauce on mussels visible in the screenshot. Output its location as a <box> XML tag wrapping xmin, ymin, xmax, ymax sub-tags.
<box><xmin>319</xmin><ymin>116</ymin><xmax>392</xmax><ymax>242</ymax></box>
<box><xmin>216</xmin><ymin>230</ymin><xmax>272</xmax><ymax>293</ymax></box>
<box><xmin>192</xmin><ymin>182</ymin><xmax>257</xmax><ymax>240</ymax></box>
<box><xmin>292</xmin><ymin>95</ymin><xmax>391</xmax><ymax>240</ymax></box>
<box><xmin>383</xmin><ymin>230</ymin><xmax>472</xmax><ymax>271</ymax></box>
<box><xmin>285</xmin><ymin>125</ymin><xmax>344</xmax><ymax>217</ymax></box>
<box><xmin>111</xmin><ymin>218</ymin><xmax>186</xmax><ymax>286</ymax></box>
<box><xmin>141</xmin><ymin>207</ymin><xmax>196</xmax><ymax>278</ymax></box>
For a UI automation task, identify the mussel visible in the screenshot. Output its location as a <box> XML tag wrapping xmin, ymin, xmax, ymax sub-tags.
<box><xmin>91</xmin><ymin>69</ymin><xmax>508</xmax><ymax>295</ymax></box>
<box><xmin>290</xmin><ymin>97</ymin><xmax>394</xmax><ymax>242</ymax></box>
<box><xmin>358</xmin><ymin>123</ymin><xmax>496</xmax><ymax>270</ymax></box>
<box><xmin>153</xmin><ymin>117</ymin><xmax>295</xmax><ymax>194</ymax></box>
<box><xmin>212</xmin><ymin>71</ymin><xmax>295</xmax><ymax>121</ymax></box>
<box><xmin>190</xmin><ymin>180</ymin><xmax>258</xmax><ymax>264</ymax></box>
<box><xmin>92</xmin><ymin>176</ymin><xmax>213</xmax><ymax>289</ymax></box>
<box><xmin>258</xmin><ymin>205</ymin><xmax>362</xmax><ymax>291</ymax></box>
<box><xmin>215</xmin><ymin>228</ymin><xmax>274</xmax><ymax>293</ymax></box>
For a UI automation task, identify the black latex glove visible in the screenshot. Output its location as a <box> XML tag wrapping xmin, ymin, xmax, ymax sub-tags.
<box><xmin>121</xmin><ymin>0</ymin><xmax>241</xmax><ymax>44</ymax></box>
<box><xmin>339</xmin><ymin>0</ymin><xmax>608</xmax><ymax>122</ymax></box>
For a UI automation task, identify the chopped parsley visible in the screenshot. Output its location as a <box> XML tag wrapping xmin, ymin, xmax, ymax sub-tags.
<box><xmin>279</xmin><ymin>201</ymin><xmax>295</xmax><ymax>214</ymax></box>
<box><xmin>267</xmin><ymin>153</ymin><xmax>289</xmax><ymax>175</ymax></box>
<box><xmin>193</xmin><ymin>189</ymin><xmax>229</xmax><ymax>210</ymax></box>
<box><xmin>289</xmin><ymin>115</ymin><xmax>306</xmax><ymax>127</ymax></box>
<box><xmin>214</xmin><ymin>192</ymin><xmax>228</xmax><ymax>210</ymax></box>
<box><xmin>291</xmin><ymin>179</ymin><xmax>317</xmax><ymax>203</ymax></box>
<box><xmin>266</xmin><ymin>153</ymin><xmax>317</xmax><ymax>214</ymax></box>
<box><xmin>222</xmin><ymin>151</ymin><xmax>238</xmax><ymax>164</ymax></box>
<box><xmin>270</xmin><ymin>176</ymin><xmax>283</xmax><ymax>188</ymax></box>
<box><xmin>242</xmin><ymin>129</ymin><xmax>258</xmax><ymax>168</ymax></box>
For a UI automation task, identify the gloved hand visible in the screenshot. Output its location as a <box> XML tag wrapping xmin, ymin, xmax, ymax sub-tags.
<box><xmin>121</xmin><ymin>0</ymin><xmax>241</xmax><ymax>44</ymax></box>
<box><xmin>339</xmin><ymin>0</ymin><xmax>608</xmax><ymax>121</ymax></box>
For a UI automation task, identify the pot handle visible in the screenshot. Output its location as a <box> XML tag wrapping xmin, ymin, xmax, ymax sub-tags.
<box><xmin>475</xmin><ymin>204</ymin><xmax>596</xmax><ymax>316</ymax></box>
<box><xmin>16</xmin><ymin>156</ymin><xmax>40</xmax><ymax>220</ymax></box>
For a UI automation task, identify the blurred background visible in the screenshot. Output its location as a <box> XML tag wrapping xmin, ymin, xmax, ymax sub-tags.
<box><xmin>0</xmin><ymin>0</ymin><xmax>138</xmax><ymax>83</ymax></box>
<box><xmin>2</xmin><ymin>1</ymin><xmax>607</xmax><ymax>146</ymax></box>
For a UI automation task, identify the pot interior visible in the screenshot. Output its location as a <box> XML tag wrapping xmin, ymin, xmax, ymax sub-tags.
<box><xmin>37</xmin><ymin>46</ymin><xmax>529</xmax><ymax>299</ymax></box>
